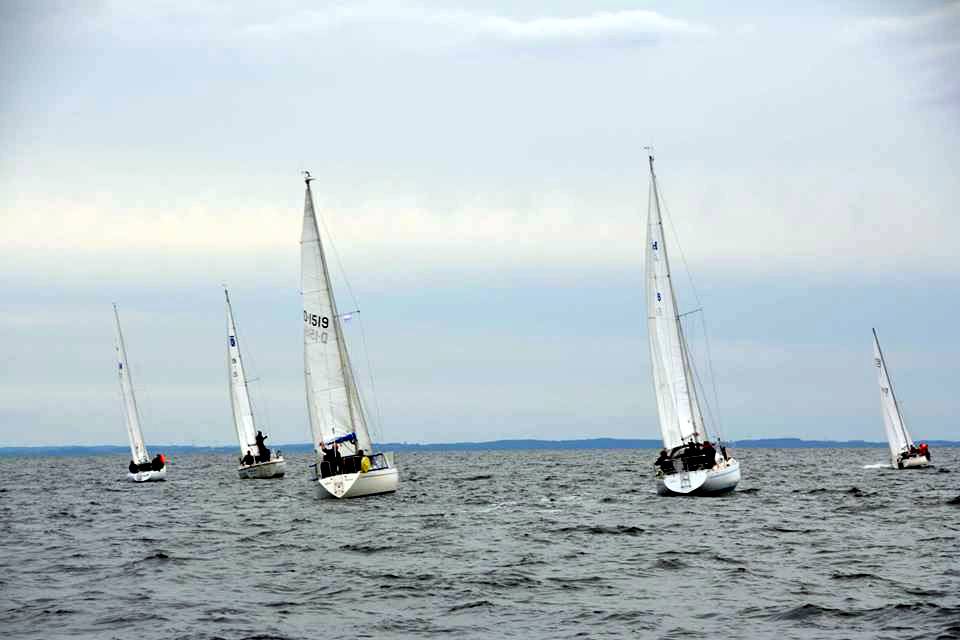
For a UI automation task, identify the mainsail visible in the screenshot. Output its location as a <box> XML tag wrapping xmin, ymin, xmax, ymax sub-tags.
<box><xmin>644</xmin><ymin>155</ymin><xmax>705</xmax><ymax>450</ymax></box>
<box><xmin>872</xmin><ymin>328</ymin><xmax>913</xmax><ymax>462</ymax></box>
<box><xmin>114</xmin><ymin>304</ymin><xmax>150</xmax><ymax>464</ymax></box>
<box><xmin>226</xmin><ymin>289</ymin><xmax>258</xmax><ymax>457</ymax></box>
<box><xmin>301</xmin><ymin>174</ymin><xmax>372</xmax><ymax>455</ymax></box>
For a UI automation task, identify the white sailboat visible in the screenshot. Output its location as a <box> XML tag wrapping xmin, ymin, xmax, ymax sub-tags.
<box><xmin>300</xmin><ymin>171</ymin><xmax>399</xmax><ymax>499</ymax></box>
<box><xmin>872</xmin><ymin>328</ymin><xmax>930</xmax><ymax>469</ymax></box>
<box><xmin>644</xmin><ymin>154</ymin><xmax>740</xmax><ymax>496</ymax></box>
<box><xmin>114</xmin><ymin>304</ymin><xmax>167</xmax><ymax>482</ymax></box>
<box><xmin>226</xmin><ymin>288</ymin><xmax>287</xmax><ymax>479</ymax></box>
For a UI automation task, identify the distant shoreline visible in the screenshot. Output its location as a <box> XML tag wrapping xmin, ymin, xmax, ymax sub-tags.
<box><xmin>2</xmin><ymin>437</ymin><xmax>958</xmax><ymax>457</ymax></box>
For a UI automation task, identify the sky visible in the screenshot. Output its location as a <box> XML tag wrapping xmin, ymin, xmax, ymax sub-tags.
<box><xmin>1</xmin><ymin>1</ymin><xmax>958</xmax><ymax>447</ymax></box>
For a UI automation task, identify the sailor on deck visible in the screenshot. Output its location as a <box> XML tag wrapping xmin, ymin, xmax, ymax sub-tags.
<box><xmin>255</xmin><ymin>430</ymin><xmax>270</xmax><ymax>462</ymax></box>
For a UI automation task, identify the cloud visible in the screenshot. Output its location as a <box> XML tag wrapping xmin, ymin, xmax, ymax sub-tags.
<box><xmin>240</xmin><ymin>6</ymin><xmax>715</xmax><ymax>48</ymax></box>
<box><xmin>844</xmin><ymin>2</ymin><xmax>960</xmax><ymax>107</ymax></box>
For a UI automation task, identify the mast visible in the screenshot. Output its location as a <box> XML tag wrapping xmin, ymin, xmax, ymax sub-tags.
<box><xmin>226</xmin><ymin>287</ymin><xmax>258</xmax><ymax>455</ymax></box>
<box><xmin>873</xmin><ymin>328</ymin><xmax>912</xmax><ymax>451</ymax></box>
<box><xmin>301</xmin><ymin>172</ymin><xmax>371</xmax><ymax>453</ymax></box>
<box><xmin>114</xmin><ymin>304</ymin><xmax>149</xmax><ymax>463</ymax></box>
<box><xmin>648</xmin><ymin>154</ymin><xmax>702</xmax><ymax>445</ymax></box>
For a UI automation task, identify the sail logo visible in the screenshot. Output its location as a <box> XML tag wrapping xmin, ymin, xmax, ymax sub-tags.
<box><xmin>229</xmin><ymin>336</ymin><xmax>236</xmax><ymax>347</ymax></box>
<box><xmin>874</xmin><ymin>357</ymin><xmax>881</xmax><ymax>368</ymax></box>
<box><xmin>652</xmin><ymin>241</ymin><xmax>658</xmax><ymax>250</ymax></box>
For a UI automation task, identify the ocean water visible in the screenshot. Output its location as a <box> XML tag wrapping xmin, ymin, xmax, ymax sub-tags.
<box><xmin>2</xmin><ymin>447</ymin><xmax>958</xmax><ymax>639</ymax></box>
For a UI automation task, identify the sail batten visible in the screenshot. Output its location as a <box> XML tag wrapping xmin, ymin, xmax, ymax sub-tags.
<box><xmin>301</xmin><ymin>178</ymin><xmax>373</xmax><ymax>455</ymax></box>
<box><xmin>114</xmin><ymin>305</ymin><xmax>150</xmax><ymax>464</ymax></box>
<box><xmin>644</xmin><ymin>156</ymin><xmax>705</xmax><ymax>450</ymax></box>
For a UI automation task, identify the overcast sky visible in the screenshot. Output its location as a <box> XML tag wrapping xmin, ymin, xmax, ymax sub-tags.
<box><xmin>1</xmin><ymin>1</ymin><xmax>958</xmax><ymax>447</ymax></box>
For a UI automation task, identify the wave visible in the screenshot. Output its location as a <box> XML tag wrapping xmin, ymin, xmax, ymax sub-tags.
<box><xmin>862</xmin><ymin>463</ymin><xmax>891</xmax><ymax>469</ymax></box>
<box><xmin>339</xmin><ymin>543</ymin><xmax>395</xmax><ymax>553</ymax></box>
<box><xmin>655</xmin><ymin>558</ymin><xmax>687</xmax><ymax>570</ymax></box>
<box><xmin>448</xmin><ymin>600</ymin><xmax>493</xmax><ymax>612</ymax></box>
<box><xmin>550</xmin><ymin>525</ymin><xmax>645</xmax><ymax>536</ymax></box>
<box><xmin>830</xmin><ymin>572</ymin><xmax>879</xmax><ymax>581</ymax></box>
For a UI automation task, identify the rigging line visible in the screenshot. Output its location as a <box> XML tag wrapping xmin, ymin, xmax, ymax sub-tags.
<box><xmin>657</xmin><ymin>170</ymin><xmax>727</xmax><ymax>439</ymax></box>
<box><xmin>315</xmin><ymin>205</ymin><xmax>386</xmax><ymax>441</ymax></box>
<box><xmin>680</xmin><ymin>316</ymin><xmax>718</xmax><ymax>440</ymax></box>
<box><xmin>230</xmin><ymin>297</ymin><xmax>269</xmax><ymax>435</ymax></box>
<box><xmin>657</xmin><ymin>176</ymin><xmax>704</xmax><ymax>309</ymax></box>
<box><xmin>357</xmin><ymin>315</ymin><xmax>385</xmax><ymax>441</ymax></box>
<box><xmin>700</xmin><ymin>309</ymin><xmax>725</xmax><ymax>441</ymax></box>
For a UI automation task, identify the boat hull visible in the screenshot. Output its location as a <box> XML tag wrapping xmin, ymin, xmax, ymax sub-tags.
<box><xmin>897</xmin><ymin>455</ymin><xmax>930</xmax><ymax>469</ymax></box>
<box><xmin>316</xmin><ymin>466</ymin><xmax>399</xmax><ymax>499</ymax></box>
<box><xmin>126</xmin><ymin>466</ymin><xmax>167</xmax><ymax>483</ymax></box>
<box><xmin>656</xmin><ymin>459</ymin><xmax>740</xmax><ymax>496</ymax></box>
<box><xmin>238</xmin><ymin>457</ymin><xmax>286</xmax><ymax>479</ymax></box>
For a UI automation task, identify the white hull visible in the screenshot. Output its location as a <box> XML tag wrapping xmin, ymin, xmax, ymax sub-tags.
<box><xmin>656</xmin><ymin>458</ymin><xmax>740</xmax><ymax>496</ymax></box>
<box><xmin>316</xmin><ymin>466</ymin><xmax>399</xmax><ymax>499</ymax></box>
<box><xmin>126</xmin><ymin>466</ymin><xmax>167</xmax><ymax>483</ymax></box>
<box><xmin>238</xmin><ymin>457</ymin><xmax>287</xmax><ymax>479</ymax></box>
<box><xmin>897</xmin><ymin>455</ymin><xmax>930</xmax><ymax>469</ymax></box>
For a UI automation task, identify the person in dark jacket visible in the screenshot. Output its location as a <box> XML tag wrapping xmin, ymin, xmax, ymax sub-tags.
<box><xmin>702</xmin><ymin>441</ymin><xmax>716</xmax><ymax>468</ymax></box>
<box><xmin>255</xmin><ymin>431</ymin><xmax>270</xmax><ymax>462</ymax></box>
<box><xmin>242</xmin><ymin>450</ymin><xmax>255</xmax><ymax>466</ymax></box>
<box><xmin>129</xmin><ymin>460</ymin><xmax>138</xmax><ymax>474</ymax></box>
<box><xmin>654</xmin><ymin>449</ymin><xmax>670</xmax><ymax>473</ymax></box>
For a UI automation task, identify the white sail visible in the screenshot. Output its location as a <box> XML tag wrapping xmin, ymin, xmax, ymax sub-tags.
<box><xmin>114</xmin><ymin>304</ymin><xmax>150</xmax><ymax>464</ymax></box>
<box><xmin>301</xmin><ymin>175</ymin><xmax>372</xmax><ymax>455</ymax></box>
<box><xmin>873</xmin><ymin>329</ymin><xmax>913</xmax><ymax>462</ymax></box>
<box><xmin>644</xmin><ymin>156</ymin><xmax>704</xmax><ymax>450</ymax></box>
<box><xmin>226</xmin><ymin>289</ymin><xmax>259</xmax><ymax>457</ymax></box>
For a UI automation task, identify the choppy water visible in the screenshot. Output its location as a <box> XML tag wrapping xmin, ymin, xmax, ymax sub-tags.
<box><xmin>2</xmin><ymin>447</ymin><xmax>959</xmax><ymax>639</ymax></box>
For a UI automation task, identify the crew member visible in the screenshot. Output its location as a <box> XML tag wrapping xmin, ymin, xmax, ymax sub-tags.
<box><xmin>654</xmin><ymin>449</ymin><xmax>669</xmax><ymax>473</ymax></box>
<box><xmin>358</xmin><ymin>449</ymin><xmax>371</xmax><ymax>473</ymax></box>
<box><xmin>242</xmin><ymin>450</ymin><xmax>255</xmax><ymax>466</ymax></box>
<box><xmin>255</xmin><ymin>430</ymin><xmax>270</xmax><ymax>462</ymax></box>
<box><xmin>702</xmin><ymin>441</ymin><xmax>716</xmax><ymax>468</ymax></box>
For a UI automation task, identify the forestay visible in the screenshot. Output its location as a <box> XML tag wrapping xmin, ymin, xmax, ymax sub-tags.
<box><xmin>301</xmin><ymin>176</ymin><xmax>372</xmax><ymax>455</ymax></box>
<box><xmin>873</xmin><ymin>329</ymin><xmax>913</xmax><ymax>462</ymax></box>
<box><xmin>644</xmin><ymin>156</ymin><xmax>704</xmax><ymax>450</ymax></box>
<box><xmin>226</xmin><ymin>290</ymin><xmax>258</xmax><ymax>457</ymax></box>
<box><xmin>113</xmin><ymin>304</ymin><xmax>150</xmax><ymax>464</ymax></box>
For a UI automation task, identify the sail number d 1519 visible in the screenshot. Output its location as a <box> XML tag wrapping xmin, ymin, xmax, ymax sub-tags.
<box><xmin>304</xmin><ymin>312</ymin><xmax>330</xmax><ymax>329</ymax></box>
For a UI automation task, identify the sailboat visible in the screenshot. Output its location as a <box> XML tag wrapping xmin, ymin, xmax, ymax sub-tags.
<box><xmin>644</xmin><ymin>154</ymin><xmax>740</xmax><ymax>496</ymax></box>
<box><xmin>114</xmin><ymin>304</ymin><xmax>167</xmax><ymax>482</ymax></box>
<box><xmin>872</xmin><ymin>328</ymin><xmax>931</xmax><ymax>469</ymax></box>
<box><xmin>300</xmin><ymin>171</ymin><xmax>399</xmax><ymax>499</ymax></box>
<box><xmin>226</xmin><ymin>288</ymin><xmax>287</xmax><ymax>479</ymax></box>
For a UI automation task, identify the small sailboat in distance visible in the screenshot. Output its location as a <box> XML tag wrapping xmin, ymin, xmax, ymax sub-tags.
<box><xmin>301</xmin><ymin>171</ymin><xmax>399</xmax><ymax>499</ymax></box>
<box><xmin>114</xmin><ymin>304</ymin><xmax>167</xmax><ymax>482</ymax></box>
<box><xmin>226</xmin><ymin>288</ymin><xmax>286</xmax><ymax>479</ymax></box>
<box><xmin>872</xmin><ymin>328</ymin><xmax>931</xmax><ymax>469</ymax></box>
<box><xmin>643</xmin><ymin>153</ymin><xmax>740</xmax><ymax>496</ymax></box>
